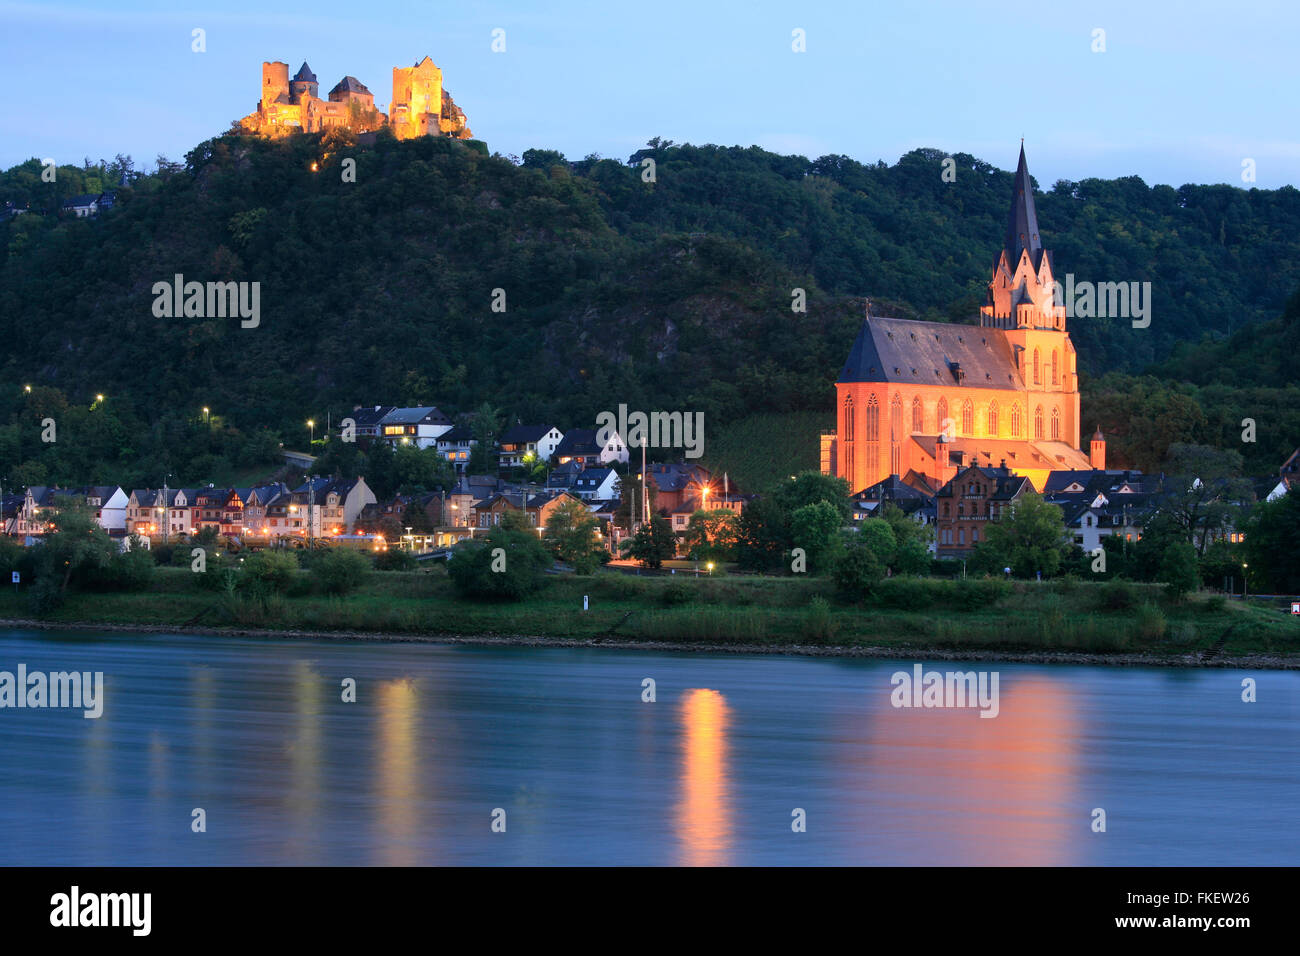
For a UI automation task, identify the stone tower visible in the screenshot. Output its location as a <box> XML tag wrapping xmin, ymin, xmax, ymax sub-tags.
<box><xmin>261</xmin><ymin>61</ymin><xmax>289</xmax><ymax>106</ymax></box>
<box><xmin>289</xmin><ymin>62</ymin><xmax>319</xmax><ymax>103</ymax></box>
<box><xmin>1090</xmin><ymin>427</ymin><xmax>1106</xmax><ymax>469</ymax></box>
<box><xmin>391</xmin><ymin>56</ymin><xmax>443</xmax><ymax>138</ymax></box>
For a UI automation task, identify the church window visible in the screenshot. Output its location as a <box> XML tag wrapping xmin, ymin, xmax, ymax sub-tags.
<box><xmin>937</xmin><ymin>398</ymin><xmax>948</xmax><ymax>434</ymax></box>
<box><xmin>843</xmin><ymin>395</ymin><xmax>854</xmax><ymax>442</ymax></box>
<box><xmin>865</xmin><ymin>395</ymin><xmax>879</xmax><ymax>442</ymax></box>
<box><xmin>1051</xmin><ymin>350</ymin><xmax>1059</xmax><ymax>385</ymax></box>
<box><xmin>891</xmin><ymin>394</ymin><xmax>903</xmax><ymax>438</ymax></box>
<box><xmin>1033</xmin><ymin>349</ymin><xmax>1041</xmax><ymax>385</ymax></box>
<box><xmin>961</xmin><ymin>400</ymin><xmax>973</xmax><ymax>436</ymax></box>
<box><xmin>1010</xmin><ymin>404</ymin><xmax>1022</xmax><ymax>437</ymax></box>
<box><xmin>988</xmin><ymin>401</ymin><xmax>999</xmax><ymax>436</ymax></box>
<box><xmin>912</xmin><ymin>396</ymin><xmax>923</xmax><ymax>433</ymax></box>
<box><xmin>1051</xmin><ymin>407</ymin><xmax>1061</xmax><ymax>440</ymax></box>
<box><xmin>1034</xmin><ymin>405</ymin><xmax>1044</xmax><ymax>440</ymax></box>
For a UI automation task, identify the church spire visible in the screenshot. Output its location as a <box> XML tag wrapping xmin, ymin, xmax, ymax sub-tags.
<box><xmin>1003</xmin><ymin>143</ymin><xmax>1042</xmax><ymax>266</ymax></box>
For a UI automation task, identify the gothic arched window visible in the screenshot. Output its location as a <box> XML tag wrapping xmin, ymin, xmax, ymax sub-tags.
<box><xmin>1034</xmin><ymin>405</ymin><xmax>1044</xmax><ymax>440</ymax></box>
<box><xmin>911</xmin><ymin>396</ymin><xmax>923</xmax><ymax>433</ymax></box>
<box><xmin>1051</xmin><ymin>350</ymin><xmax>1059</xmax><ymax>386</ymax></box>
<box><xmin>1033</xmin><ymin>348</ymin><xmax>1041</xmax><ymax>386</ymax></box>
<box><xmin>891</xmin><ymin>393</ymin><xmax>903</xmax><ymax>438</ymax></box>
<box><xmin>865</xmin><ymin>394</ymin><xmax>879</xmax><ymax>442</ymax></box>
<box><xmin>1010</xmin><ymin>404</ymin><xmax>1022</xmax><ymax>437</ymax></box>
<box><xmin>961</xmin><ymin>400</ymin><xmax>973</xmax><ymax>436</ymax></box>
<box><xmin>843</xmin><ymin>394</ymin><xmax>854</xmax><ymax>442</ymax></box>
<box><xmin>937</xmin><ymin>398</ymin><xmax>949</xmax><ymax>436</ymax></box>
<box><xmin>1051</xmin><ymin>407</ymin><xmax>1061</xmax><ymax>440</ymax></box>
<box><xmin>988</xmin><ymin>401</ymin><xmax>999</xmax><ymax>436</ymax></box>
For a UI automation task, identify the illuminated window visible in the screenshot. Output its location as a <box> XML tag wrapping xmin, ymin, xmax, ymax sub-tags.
<box><xmin>843</xmin><ymin>394</ymin><xmax>854</xmax><ymax>442</ymax></box>
<box><xmin>961</xmin><ymin>400</ymin><xmax>973</xmax><ymax>436</ymax></box>
<box><xmin>937</xmin><ymin>397</ymin><xmax>948</xmax><ymax>434</ymax></box>
<box><xmin>988</xmin><ymin>401</ymin><xmax>999</xmax><ymax>436</ymax></box>
<box><xmin>1051</xmin><ymin>350</ymin><xmax>1059</xmax><ymax>385</ymax></box>
<box><xmin>1033</xmin><ymin>348</ymin><xmax>1041</xmax><ymax>385</ymax></box>
<box><xmin>1011</xmin><ymin>404</ymin><xmax>1022</xmax><ymax>437</ymax></box>
<box><xmin>1034</xmin><ymin>405</ymin><xmax>1044</xmax><ymax>440</ymax></box>
<box><xmin>1051</xmin><ymin>407</ymin><xmax>1061</xmax><ymax>440</ymax></box>
<box><xmin>911</xmin><ymin>396</ymin><xmax>923</xmax><ymax>433</ymax></box>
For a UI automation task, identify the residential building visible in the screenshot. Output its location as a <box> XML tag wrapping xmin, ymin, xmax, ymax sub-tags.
<box><xmin>499</xmin><ymin>425</ymin><xmax>564</xmax><ymax>470</ymax></box>
<box><xmin>934</xmin><ymin>464</ymin><xmax>1033</xmax><ymax>558</ymax></box>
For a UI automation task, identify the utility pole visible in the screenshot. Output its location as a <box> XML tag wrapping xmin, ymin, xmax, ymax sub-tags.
<box><xmin>162</xmin><ymin>476</ymin><xmax>170</xmax><ymax>545</ymax></box>
<box><xmin>641</xmin><ymin>442</ymin><xmax>648</xmax><ymax>530</ymax></box>
<box><xmin>307</xmin><ymin>479</ymin><xmax>315</xmax><ymax>543</ymax></box>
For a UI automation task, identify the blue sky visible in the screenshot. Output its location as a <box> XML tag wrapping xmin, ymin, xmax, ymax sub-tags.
<box><xmin>1</xmin><ymin>0</ymin><xmax>1296</xmax><ymax>188</ymax></box>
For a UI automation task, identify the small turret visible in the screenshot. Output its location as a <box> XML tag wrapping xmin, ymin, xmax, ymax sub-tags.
<box><xmin>1090</xmin><ymin>426</ymin><xmax>1106</xmax><ymax>470</ymax></box>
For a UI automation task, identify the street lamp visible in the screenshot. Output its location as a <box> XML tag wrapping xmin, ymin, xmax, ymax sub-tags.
<box><xmin>1242</xmin><ymin>563</ymin><xmax>1249</xmax><ymax>599</ymax></box>
<box><xmin>307</xmin><ymin>420</ymin><xmax>315</xmax><ymax>445</ymax></box>
<box><xmin>202</xmin><ymin>406</ymin><xmax>210</xmax><ymax>423</ymax></box>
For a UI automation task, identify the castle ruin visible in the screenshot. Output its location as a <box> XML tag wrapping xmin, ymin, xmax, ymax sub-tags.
<box><xmin>239</xmin><ymin>56</ymin><xmax>472</xmax><ymax>140</ymax></box>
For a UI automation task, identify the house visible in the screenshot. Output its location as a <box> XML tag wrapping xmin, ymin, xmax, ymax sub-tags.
<box><xmin>934</xmin><ymin>464</ymin><xmax>1033</xmax><ymax>558</ymax></box>
<box><xmin>851</xmin><ymin>475</ymin><xmax>937</xmax><ymax>550</ymax></box>
<box><xmin>347</xmin><ymin>405</ymin><xmax>396</xmax><ymax>440</ymax></box>
<box><xmin>499</xmin><ymin>425</ymin><xmax>564</xmax><ymax>470</ymax></box>
<box><xmin>472</xmin><ymin>489</ymin><xmax>583</xmax><ymax>531</ymax></box>
<box><xmin>240</xmin><ymin>483</ymin><xmax>289</xmax><ymax>538</ymax></box>
<box><xmin>643</xmin><ymin>462</ymin><xmax>715</xmax><ymax>514</ymax></box>
<box><xmin>292</xmin><ymin>476</ymin><xmax>377</xmax><ymax>535</ymax></box>
<box><xmin>553</xmin><ymin>427</ymin><xmax>629</xmax><ymax>467</ymax></box>
<box><xmin>667</xmin><ymin>491</ymin><xmax>747</xmax><ymax>534</ymax></box>
<box><xmin>1264</xmin><ymin>448</ymin><xmax>1300</xmax><ymax>501</ymax></box>
<box><xmin>124</xmin><ymin>488</ymin><xmax>194</xmax><ymax>537</ymax></box>
<box><xmin>191</xmin><ymin>486</ymin><xmax>228</xmax><ymax>532</ymax></box>
<box><xmin>548</xmin><ymin>463</ymin><xmax>620</xmax><ymax>501</ymax></box>
<box><xmin>61</xmin><ymin>192</ymin><xmax>114</xmax><ymax>217</ymax></box>
<box><xmin>83</xmin><ymin>485</ymin><xmax>129</xmax><ymax>534</ymax></box>
<box><xmin>378</xmin><ymin>406</ymin><xmax>454</xmax><ymax>448</ymax></box>
<box><xmin>435</xmin><ymin>424</ymin><xmax>477</xmax><ymax>474</ymax></box>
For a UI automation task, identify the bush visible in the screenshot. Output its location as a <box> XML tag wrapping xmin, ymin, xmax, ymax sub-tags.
<box><xmin>1096</xmin><ymin>579</ymin><xmax>1138</xmax><ymax>611</ymax></box>
<box><xmin>802</xmin><ymin>595</ymin><xmax>835</xmax><ymax>641</ymax></box>
<box><xmin>106</xmin><ymin>548</ymin><xmax>156</xmax><ymax>591</ymax></box>
<box><xmin>874</xmin><ymin>576</ymin><xmax>937</xmax><ymax>610</ymax></box>
<box><xmin>238</xmin><ymin>550</ymin><xmax>300</xmax><ymax>598</ymax></box>
<box><xmin>833</xmin><ymin>544</ymin><xmax>884</xmax><ymax>600</ymax></box>
<box><xmin>1201</xmin><ymin>594</ymin><xmax>1227</xmax><ymax>613</ymax></box>
<box><xmin>1137</xmin><ymin>602</ymin><xmax>1167</xmax><ymax>639</ymax></box>
<box><xmin>661</xmin><ymin>581</ymin><xmax>694</xmax><ymax>606</ymax></box>
<box><xmin>374</xmin><ymin>549</ymin><xmax>419</xmax><ymax>571</ymax></box>
<box><xmin>313</xmin><ymin>548</ymin><xmax>371</xmax><ymax>596</ymax></box>
<box><xmin>953</xmin><ymin>578</ymin><xmax>1010</xmax><ymax>610</ymax></box>
<box><xmin>28</xmin><ymin>578</ymin><xmax>64</xmax><ymax>617</ymax></box>
<box><xmin>447</xmin><ymin>527</ymin><xmax>552</xmax><ymax>600</ymax></box>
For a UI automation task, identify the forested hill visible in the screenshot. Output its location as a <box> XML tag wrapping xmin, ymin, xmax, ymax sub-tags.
<box><xmin>2</xmin><ymin>131</ymin><xmax>1299</xmax><ymax>465</ymax></box>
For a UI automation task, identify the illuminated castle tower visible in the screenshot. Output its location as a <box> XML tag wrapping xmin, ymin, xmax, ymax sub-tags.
<box><xmin>390</xmin><ymin>56</ymin><xmax>472</xmax><ymax>140</ymax></box>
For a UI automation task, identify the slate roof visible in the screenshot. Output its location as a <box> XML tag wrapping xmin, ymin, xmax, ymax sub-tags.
<box><xmin>329</xmin><ymin>75</ymin><xmax>371</xmax><ymax>96</ymax></box>
<box><xmin>554</xmin><ymin>428</ymin><xmax>602</xmax><ymax>457</ymax></box>
<box><xmin>293</xmin><ymin>62</ymin><xmax>317</xmax><ymax>82</ymax></box>
<box><xmin>853</xmin><ymin>474</ymin><xmax>934</xmax><ymax>502</ymax></box>
<box><xmin>381</xmin><ymin>406</ymin><xmax>452</xmax><ymax>427</ymax></box>
<box><xmin>838</xmin><ymin>316</ymin><xmax>1024</xmax><ymax>389</ymax></box>
<box><xmin>500</xmin><ymin>425</ymin><xmax>556</xmax><ymax>445</ymax></box>
<box><xmin>1003</xmin><ymin>144</ymin><xmax>1043</xmax><ymax>267</ymax></box>
<box><xmin>935</xmin><ymin>465</ymin><xmax>1031</xmax><ymax>501</ymax></box>
<box><xmin>350</xmin><ymin>405</ymin><xmax>396</xmax><ymax>428</ymax></box>
<box><xmin>437</xmin><ymin>424</ymin><xmax>474</xmax><ymax>443</ymax></box>
<box><xmin>645</xmin><ymin>462</ymin><xmax>710</xmax><ymax>493</ymax></box>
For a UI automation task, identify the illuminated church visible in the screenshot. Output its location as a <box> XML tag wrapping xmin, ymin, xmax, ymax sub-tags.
<box><xmin>821</xmin><ymin>145</ymin><xmax>1104</xmax><ymax>493</ymax></box>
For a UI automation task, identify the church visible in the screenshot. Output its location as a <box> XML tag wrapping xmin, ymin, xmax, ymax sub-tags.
<box><xmin>820</xmin><ymin>145</ymin><xmax>1104</xmax><ymax>494</ymax></box>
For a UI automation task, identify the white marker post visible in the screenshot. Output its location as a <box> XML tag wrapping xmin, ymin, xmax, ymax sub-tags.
<box><xmin>583</xmin><ymin>595</ymin><xmax>589</xmax><ymax>612</ymax></box>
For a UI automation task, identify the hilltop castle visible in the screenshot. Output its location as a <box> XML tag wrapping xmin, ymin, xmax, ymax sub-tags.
<box><xmin>822</xmin><ymin>145</ymin><xmax>1102</xmax><ymax>493</ymax></box>
<box><xmin>239</xmin><ymin>56</ymin><xmax>472</xmax><ymax>140</ymax></box>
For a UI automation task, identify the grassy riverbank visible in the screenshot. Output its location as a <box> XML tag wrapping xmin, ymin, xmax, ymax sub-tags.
<box><xmin>1</xmin><ymin>566</ymin><xmax>1296</xmax><ymax>663</ymax></box>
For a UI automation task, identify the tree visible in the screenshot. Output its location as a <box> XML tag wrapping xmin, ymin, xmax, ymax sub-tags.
<box><xmin>773</xmin><ymin>472</ymin><xmax>852</xmax><ymax>521</ymax></box>
<box><xmin>971</xmin><ymin>493</ymin><xmax>1070</xmax><ymax>578</ymax></box>
<box><xmin>467</xmin><ymin>403</ymin><xmax>502</xmax><ymax>476</ymax></box>
<box><xmin>620</xmin><ymin>516</ymin><xmax>676</xmax><ymax>568</ymax></box>
<box><xmin>733</xmin><ymin>497</ymin><xmax>791</xmax><ymax>572</ymax></box>
<box><xmin>448</xmin><ymin>523</ymin><xmax>552</xmax><ymax>599</ymax></box>
<box><xmin>314</xmin><ymin>548</ymin><xmax>371</xmax><ymax>596</ymax></box>
<box><xmin>789</xmin><ymin>500</ymin><xmax>844</xmax><ymax>574</ymax></box>
<box><xmin>1158</xmin><ymin>540</ymin><xmax>1199</xmax><ymax>599</ymax></box>
<box><xmin>393</xmin><ymin>444</ymin><xmax>454</xmax><ymax>494</ymax></box>
<box><xmin>37</xmin><ymin>504</ymin><xmax>117</xmax><ymax>595</ymax></box>
<box><xmin>1156</xmin><ymin>443</ymin><xmax>1254</xmax><ymax>555</ymax></box>
<box><xmin>402</xmin><ymin>498</ymin><xmax>436</xmax><ymax>534</ymax></box>
<box><xmin>613</xmin><ymin>471</ymin><xmax>657</xmax><ymax>531</ymax></box>
<box><xmin>855</xmin><ymin>518</ymin><xmax>897</xmax><ymax>569</ymax></box>
<box><xmin>544</xmin><ymin>498</ymin><xmax>606</xmax><ymax>574</ymax></box>
<box><xmin>681</xmin><ymin>509</ymin><xmax>739</xmax><ymax>562</ymax></box>
<box><xmin>833</xmin><ymin>543</ymin><xmax>885</xmax><ymax>599</ymax></box>
<box><xmin>1241</xmin><ymin>487</ymin><xmax>1300</xmax><ymax>593</ymax></box>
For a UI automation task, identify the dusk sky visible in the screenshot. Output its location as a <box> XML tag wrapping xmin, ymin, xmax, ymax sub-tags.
<box><xmin>1</xmin><ymin>0</ymin><xmax>1296</xmax><ymax>188</ymax></box>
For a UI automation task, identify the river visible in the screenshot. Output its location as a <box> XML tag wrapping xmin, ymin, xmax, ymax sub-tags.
<box><xmin>1</xmin><ymin>628</ymin><xmax>1296</xmax><ymax>865</ymax></box>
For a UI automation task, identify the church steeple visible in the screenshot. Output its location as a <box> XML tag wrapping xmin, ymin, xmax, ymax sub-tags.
<box><xmin>1003</xmin><ymin>143</ymin><xmax>1042</xmax><ymax>267</ymax></box>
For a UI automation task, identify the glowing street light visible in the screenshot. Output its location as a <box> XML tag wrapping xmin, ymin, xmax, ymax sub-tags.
<box><xmin>307</xmin><ymin>419</ymin><xmax>315</xmax><ymax>444</ymax></box>
<box><xmin>202</xmin><ymin>406</ymin><xmax>210</xmax><ymax>423</ymax></box>
<box><xmin>23</xmin><ymin>385</ymin><xmax>31</xmax><ymax>393</ymax></box>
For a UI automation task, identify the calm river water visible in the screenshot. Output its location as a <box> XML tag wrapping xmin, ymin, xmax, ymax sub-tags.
<box><xmin>1</xmin><ymin>628</ymin><xmax>1296</xmax><ymax>865</ymax></box>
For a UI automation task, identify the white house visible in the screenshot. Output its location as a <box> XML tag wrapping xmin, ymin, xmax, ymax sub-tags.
<box><xmin>499</xmin><ymin>425</ymin><xmax>564</xmax><ymax>470</ymax></box>
<box><xmin>379</xmin><ymin>407</ymin><xmax>454</xmax><ymax>449</ymax></box>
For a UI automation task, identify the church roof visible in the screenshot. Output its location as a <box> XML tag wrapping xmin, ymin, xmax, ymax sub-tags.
<box><xmin>1003</xmin><ymin>144</ymin><xmax>1042</xmax><ymax>267</ymax></box>
<box><xmin>837</xmin><ymin>316</ymin><xmax>1024</xmax><ymax>389</ymax></box>
<box><xmin>293</xmin><ymin>62</ymin><xmax>317</xmax><ymax>82</ymax></box>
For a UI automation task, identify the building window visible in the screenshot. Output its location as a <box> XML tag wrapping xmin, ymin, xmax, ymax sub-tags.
<box><xmin>865</xmin><ymin>394</ymin><xmax>879</xmax><ymax>442</ymax></box>
<box><xmin>1034</xmin><ymin>405</ymin><xmax>1044</xmax><ymax>440</ymax></box>
<box><xmin>1051</xmin><ymin>350</ymin><xmax>1059</xmax><ymax>385</ymax></box>
<box><xmin>1033</xmin><ymin>348</ymin><xmax>1041</xmax><ymax>385</ymax></box>
<box><xmin>891</xmin><ymin>393</ymin><xmax>903</xmax><ymax>439</ymax></box>
<box><xmin>1010</xmin><ymin>404</ymin><xmax>1021</xmax><ymax>437</ymax></box>
<box><xmin>958</xmin><ymin>529</ymin><xmax>965</xmax><ymax>546</ymax></box>
<box><xmin>961</xmin><ymin>400</ymin><xmax>973</xmax><ymax>436</ymax></box>
<box><xmin>912</xmin><ymin>396</ymin><xmax>923</xmax><ymax>433</ymax></box>
<box><xmin>1050</xmin><ymin>407</ymin><xmax>1060</xmax><ymax>440</ymax></box>
<box><xmin>843</xmin><ymin>394</ymin><xmax>854</xmax><ymax>442</ymax></box>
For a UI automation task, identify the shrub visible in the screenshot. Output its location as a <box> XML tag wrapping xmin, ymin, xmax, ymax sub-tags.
<box><xmin>661</xmin><ymin>581</ymin><xmax>694</xmax><ymax>606</ymax></box>
<box><xmin>238</xmin><ymin>550</ymin><xmax>300</xmax><ymax>598</ymax></box>
<box><xmin>833</xmin><ymin>544</ymin><xmax>884</xmax><ymax>601</ymax></box>
<box><xmin>802</xmin><ymin>595</ymin><xmax>835</xmax><ymax>642</ymax></box>
<box><xmin>106</xmin><ymin>548</ymin><xmax>156</xmax><ymax>591</ymax></box>
<box><xmin>28</xmin><ymin>578</ymin><xmax>64</xmax><ymax>617</ymax></box>
<box><xmin>448</xmin><ymin>527</ymin><xmax>552</xmax><ymax>600</ymax></box>
<box><xmin>1201</xmin><ymin>594</ymin><xmax>1227</xmax><ymax>613</ymax></box>
<box><xmin>1096</xmin><ymin>579</ymin><xmax>1138</xmax><ymax>611</ymax></box>
<box><xmin>953</xmin><ymin>578</ymin><xmax>1010</xmax><ymax>610</ymax></box>
<box><xmin>314</xmin><ymin>548</ymin><xmax>372</xmax><ymax>596</ymax></box>
<box><xmin>1137</xmin><ymin>602</ymin><xmax>1167</xmax><ymax>640</ymax></box>
<box><xmin>874</xmin><ymin>576</ymin><xmax>937</xmax><ymax>610</ymax></box>
<box><xmin>374</xmin><ymin>549</ymin><xmax>419</xmax><ymax>571</ymax></box>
